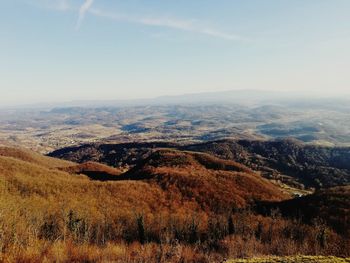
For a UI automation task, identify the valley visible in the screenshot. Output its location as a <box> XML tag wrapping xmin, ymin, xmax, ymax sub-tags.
<box><xmin>1</xmin><ymin>98</ymin><xmax>350</xmax><ymax>154</ymax></box>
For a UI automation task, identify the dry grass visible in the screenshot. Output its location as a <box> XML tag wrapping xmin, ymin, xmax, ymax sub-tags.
<box><xmin>1</xmin><ymin>241</ymin><xmax>223</xmax><ymax>263</ymax></box>
<box><xmin>227</xmin><ymin>256</ymin><xmax>350</xmax><ymax>263</ymax></box>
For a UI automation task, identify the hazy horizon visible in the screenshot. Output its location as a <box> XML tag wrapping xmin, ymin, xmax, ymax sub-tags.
<box><xmin>2</xmin><ymin>88</ymin><xmax>350</xmax><ymax>109</ymax></box>
<box><xmin>1</xmin><ymin>0</ymin><xmax>350</xmax><ymax>106</ymax></box>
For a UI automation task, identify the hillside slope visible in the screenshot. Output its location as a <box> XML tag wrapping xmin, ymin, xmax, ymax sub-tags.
<box><xmin>120</xmin><ymin>149</ymin><xmax>288</xmax><ymax>210</ymax></box>
<box><xmin>184</xmin><ymin>139</ymin><xmax>350</xmax><ymax>188</ymax></box>
<box><xmin>49</xmin><ymin>139</ymin><xmax>350</xmax><ymax>189</ymax></box>
<box><xmin>258</xmin><ymin>186</ymin><xmax>350</xmax><ymax>237</ymax></box>
<box><xmin>0</xmin><ymin>146</ymin><xmax>74</xmax><ymax>168</ymax></box>
<box><xmin>1</xmin><ymin>147</ymin><xmax>349</xmax><ymax>262</ymax></box>
<box><xmin>1</xmin><ymin>147</ymin><xmax>288</xmax><ymax>225</ymax></box>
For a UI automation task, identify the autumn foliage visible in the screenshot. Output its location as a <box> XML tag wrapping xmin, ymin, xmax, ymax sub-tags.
<box><xmin>0</xmin><ymin>147</ymin><xmax>349</xmax><ymax>262</ymax></box>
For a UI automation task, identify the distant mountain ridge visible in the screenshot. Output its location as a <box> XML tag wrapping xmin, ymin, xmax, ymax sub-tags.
<box><xmin>4</xmin><ymin>89</ymin><xmax>347</xmax><ymax>109</ymax></box>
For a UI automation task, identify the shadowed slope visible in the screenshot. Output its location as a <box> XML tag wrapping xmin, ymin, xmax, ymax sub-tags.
<box><xmin>48</xmin><ymin>142</ymin><xmax>178</xmax><ymax>166</ymax></box>
<box><xmin>257</xmin><ymin>186</ymin><xmax>350</xmax><ymax>237</ymax></box>
<box><xmin>184</xmin><ymin>139</ymin><xmax>350</xmax><ymax>188</ymax></box>
<box><xmin>61</xmin><ymin>161</ymin><xmax>123</xmax><ymax>181</ymax></box>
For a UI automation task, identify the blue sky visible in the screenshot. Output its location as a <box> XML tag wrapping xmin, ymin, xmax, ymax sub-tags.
<box><xmin>1</xmin><ymin>0</ymin><xmax>350</xmax><ymax>105</ymax></box>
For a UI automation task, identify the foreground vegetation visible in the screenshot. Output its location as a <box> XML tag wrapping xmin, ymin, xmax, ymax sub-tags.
<box><xmin>228</xmin><ymin>256</ymin><xmax>350</xmax><ymax>263</ymax></box>
<box><xmin>0</xmin><ymin>147</ymin><xmax>349</xmax><ymax>262</ymax></box>
<box><xmin>3</xmin><ymin>242</ymin><xmax>350</xmax><ymax>263</ymax></box>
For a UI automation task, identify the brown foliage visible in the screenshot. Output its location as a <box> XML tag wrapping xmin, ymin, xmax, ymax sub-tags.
<box><xmin>0</xmin><ymin>147</ymin><xmax>349</xmax><ymax>262</ymax></box>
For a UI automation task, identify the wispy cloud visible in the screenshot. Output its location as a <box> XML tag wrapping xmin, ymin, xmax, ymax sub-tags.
<box><xmin>76</xmin><ymin>0</ymin><xmax>94</xmax><ymax>30</ymax></box>
<box><xmin>88</xmin><ymin>8</ymin><xmax>244</xmax><ymax>41</ymax></box>
<box><xmin>33</xmin><ymin>0</ymin><xmax>244</xmax><ymax>41</ymax></box>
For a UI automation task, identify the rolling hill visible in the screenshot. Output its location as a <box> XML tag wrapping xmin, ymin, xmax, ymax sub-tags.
<box><xmin>119</xmin><ymin>149</ymin><xmax>289</xmax><ymax>210</ymax></box>
<box><xmin>185</xmin><ymin>139</ymin><xmax>350</xmax><ymax>188</ymax></box>
<box><xmin>1</xmin><ymin>146</ymin><xmax>350</xmax><ymax>262</ymax></box>
<box><xmin>49</xmin><ymin>139</ymin><xmax>350</xmax><ymax>189</ymax></box>
<box><xmin>0</xmin><ymin>146</ymin><xmax>74</xmax><ymax>168</ymax></box>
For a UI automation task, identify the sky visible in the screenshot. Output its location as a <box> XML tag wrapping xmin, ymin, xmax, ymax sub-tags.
<box><xmin>1</xmin><ymin>0</ymin><xmax>350</xmax><ymax>106</ymax></box>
